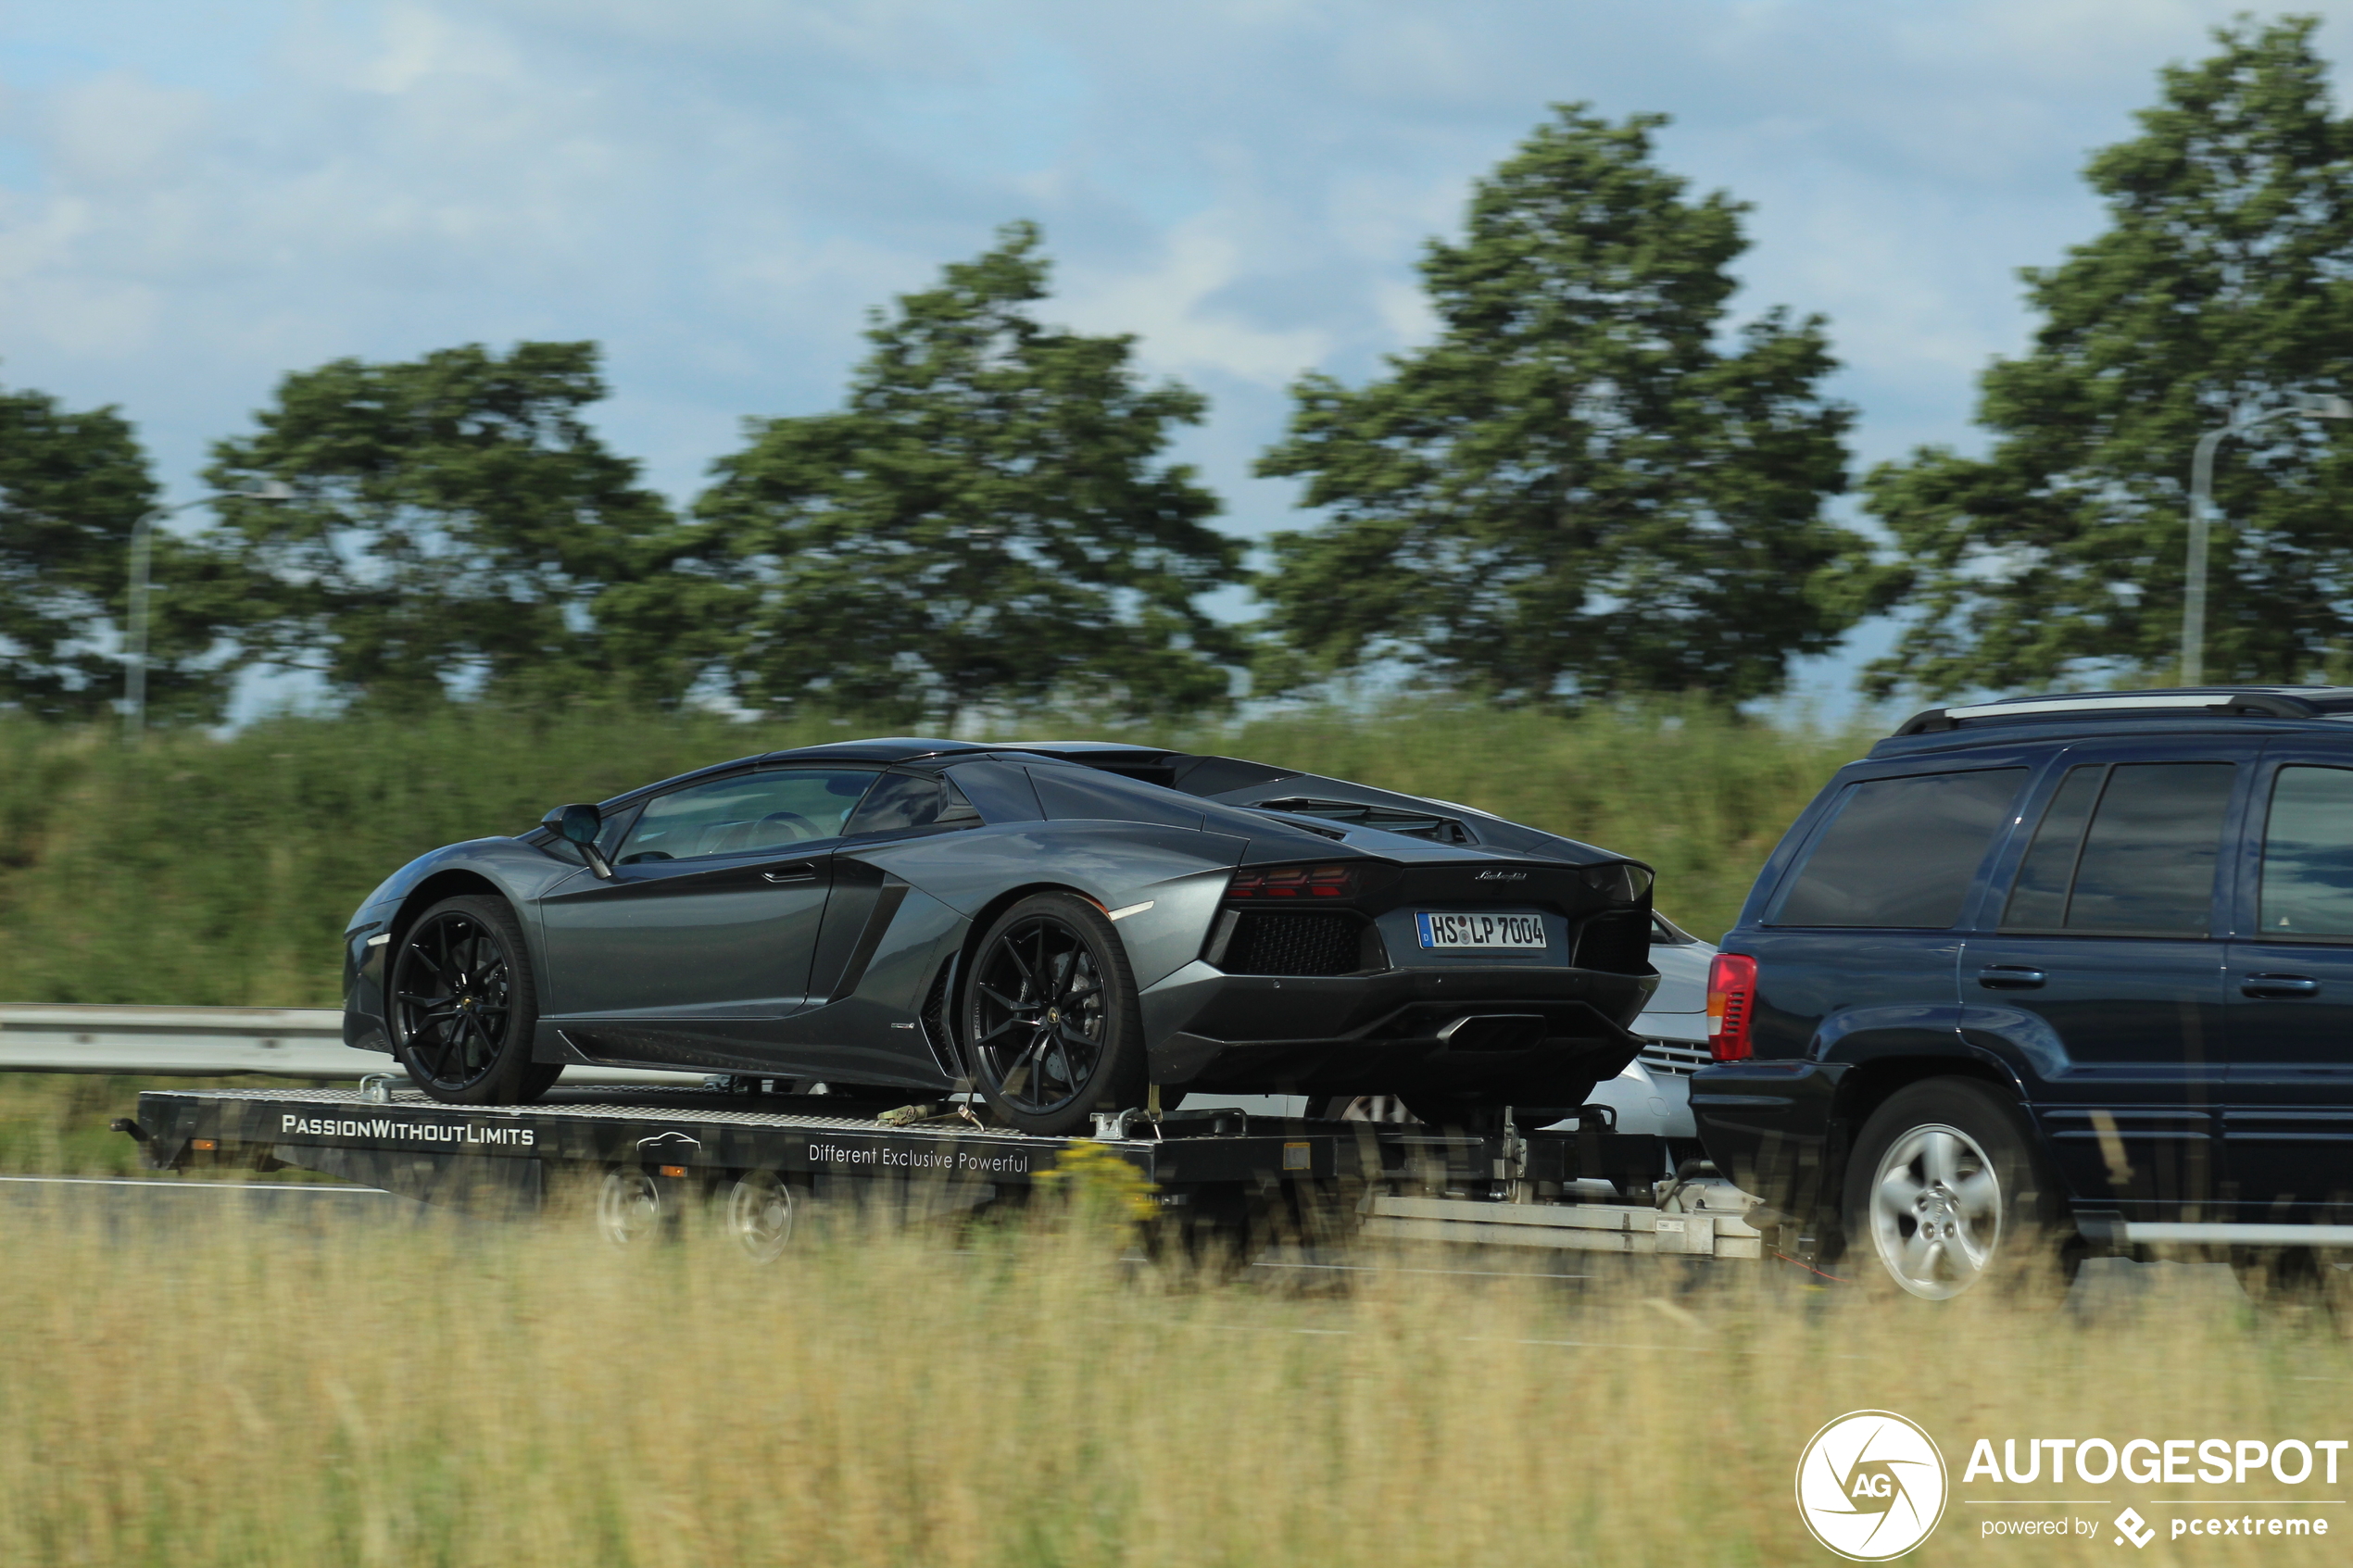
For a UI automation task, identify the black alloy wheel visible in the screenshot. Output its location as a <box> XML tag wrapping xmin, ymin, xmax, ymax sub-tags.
<box><xmin>963</xmin><ymin>893</ymin><xmax>1147</xmax><ymax>1136</ymax></box>
<box><xmin>390</xmin><ymin>895</ymin><xmax>556</xmax><ymax>1105</ymax></box>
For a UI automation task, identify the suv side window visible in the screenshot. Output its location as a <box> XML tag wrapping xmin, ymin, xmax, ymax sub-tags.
<box><xmin>1768</xmin><ymin>768</ymin><xmax>2025</xmax><ymax>928</ymax></box>
<box><xmin>2259</xmin><ymin>765</ymin><xmax>2353</xmax><ymax>939</ymax></box>
<box><xmin>1999</xmin><ymin>762</ymin><xmax>2234</xmax><ymax>935</ymax></box>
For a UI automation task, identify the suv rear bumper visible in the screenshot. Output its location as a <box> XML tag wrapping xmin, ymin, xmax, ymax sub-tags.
<box><xmin>1689</xmin><ymin>1060</ymin><xmax>1842</xmax><ymax>1215</ymax></box>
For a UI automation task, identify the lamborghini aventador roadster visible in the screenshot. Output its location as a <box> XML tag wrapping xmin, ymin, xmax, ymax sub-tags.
<box><xmin>340</xmin><ymin>739</ymin><xmax>1660</xmax><ymax>1135</ymax></box>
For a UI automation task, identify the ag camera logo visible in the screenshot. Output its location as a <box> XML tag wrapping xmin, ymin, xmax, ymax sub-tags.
<box><xmin>1795</xmin><ymin>1411</ymin><xmax>1948</xmax><ymax>1561</ymax></box>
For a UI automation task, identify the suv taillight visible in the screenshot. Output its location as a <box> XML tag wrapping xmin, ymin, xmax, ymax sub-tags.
<box><xmin>1226</xmin><ymin>863</ymin><xmax>1357</xmax><ymax>900</ymax></box>
<box><xmin>1707</xmin><ymin>953</ymin><xmax>1756</xmax><ymax>1062</ymax></box>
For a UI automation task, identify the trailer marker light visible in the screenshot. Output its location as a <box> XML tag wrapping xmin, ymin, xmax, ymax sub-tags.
<box><xmin>192</xmin><ymin>1138</ymin><xmax>218</xmax><ymax>1150</ymax></box>
<box><xmin>658</xmin><ymin>1164</ymin><xmax>688</xmax><ymax>1178</ymax></box>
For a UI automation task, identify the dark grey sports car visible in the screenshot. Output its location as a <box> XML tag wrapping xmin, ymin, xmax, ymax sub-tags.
<box><xmin>341</xmin><ymin>739</ymin><xmax>1659</xmax><ymax>1135</ymax></box>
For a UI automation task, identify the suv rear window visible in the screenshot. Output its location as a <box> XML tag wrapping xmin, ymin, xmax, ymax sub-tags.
<box><xmin>2259</xmin><ymin>766</ymin><xmax>2353</xmax><ymax>939</ymax></box>
<box><xmin>2000</xmin><ymin>762</ymin><xmax>2235</xmax><ymax>935</ymax></box>
<box><xmin>1768</xmin><ymin>769</ymin><xmax>2025</xmax><ymax>928</ymax></box>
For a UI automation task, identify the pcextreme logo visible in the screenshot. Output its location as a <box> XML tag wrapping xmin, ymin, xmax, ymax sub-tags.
<box><xmin>1795</xmin><ymin>1411</ymin><xmax>1950</xmax><ymax>1561</ymax></box>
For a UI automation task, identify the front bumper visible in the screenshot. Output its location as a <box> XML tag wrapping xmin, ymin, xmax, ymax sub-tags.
<box><xmin>1139</xmin><ymin>960</ymin><xmax>1652</xmax><ymax>1098</ymax></box>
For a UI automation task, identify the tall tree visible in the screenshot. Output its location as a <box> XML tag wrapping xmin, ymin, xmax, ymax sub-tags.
<box><xmin>201</xmin><ymin>342</ymin><xmax>677</xmax><ymax>708</ymax></box>
<box><xmin>0</xmin><ymin>383</ymin><xmax>233</xmax><ymax>721</ymax></box>
<box><xmin>1866</xmin><ymin>17</ymin><xmax>2353</xmax><ymax>697</ymax></box>
<box><xmin>683</xmin><ymin>222</ymin><xmax>1239</xmax><ymax>727</ymax></box>
<box><xmin>1253</xmin><ymin>105</ymin><xmax>1880</xmax><ymax>708</ymax></box>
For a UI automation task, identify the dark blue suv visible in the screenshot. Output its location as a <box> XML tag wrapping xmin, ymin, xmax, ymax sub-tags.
<box><xmin>1693</xmin><ymin>687</ymin><xmax>2353</xmax><ymax>1298</ymax></box>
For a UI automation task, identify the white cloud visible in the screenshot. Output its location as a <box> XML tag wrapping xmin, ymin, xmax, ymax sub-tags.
<box><xmin>1063</xmin><ymin>215</ymin><xmax>1331</xmax><ymax>387</ymax></box>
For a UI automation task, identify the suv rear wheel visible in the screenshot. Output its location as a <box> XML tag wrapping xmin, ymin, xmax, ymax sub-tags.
<box><xmin>1843</xmin><ymin>1078</ymin><xmax>2069</xmax><ymax>1300</ymax></box>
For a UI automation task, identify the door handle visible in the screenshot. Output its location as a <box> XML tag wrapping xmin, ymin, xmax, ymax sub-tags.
<box><xmin>2241</xmin><ymin>973</ymin><xmax>2322</xmax><ymax>998</ymax></box>
<box><xmin>1976</xmin><ymin>965</ymin><xmax>2046</xmax><ymax>989</ymax></box>
<box><xmin>760</xmin><ymin>863</ymin><xmax>818</xmax><ymax>884</ymax></box>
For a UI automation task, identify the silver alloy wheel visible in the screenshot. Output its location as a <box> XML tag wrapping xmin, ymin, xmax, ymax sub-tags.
<box><xmin>1867</xmin><ymin>1122</ymin><xmax>2004</xmax><ymax>1299</ymax></box>
<box><xmin>724</xmin><ymin>1172</ymin><xmax>796</xmax><ymax>1263</ymax></box>
<box><xmin>597</xmin><ymin>1169</ymin><xmax>665</xmax><ymax>1247</ymax></box>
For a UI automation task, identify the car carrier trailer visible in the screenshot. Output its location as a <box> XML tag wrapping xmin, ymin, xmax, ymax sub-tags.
<box><xmin>114</xmin><ymin>1079</ymin><xmax>1768</xmax><ymax>1262</ymax></box>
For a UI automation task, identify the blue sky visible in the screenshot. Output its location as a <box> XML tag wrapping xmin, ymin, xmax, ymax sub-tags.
<box><xmin>4</xmin><ymin>0</ymin><xmax>2345</xmax><ymax>714</ymax></box>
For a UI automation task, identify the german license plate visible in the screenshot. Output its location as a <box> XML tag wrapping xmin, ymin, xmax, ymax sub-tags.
<box><xmin>1416</xmin><ymin>912</ymin><xmax>1546</xmax><ymax>950</ymax></box>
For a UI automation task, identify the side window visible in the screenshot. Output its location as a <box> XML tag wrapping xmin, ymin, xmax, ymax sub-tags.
<box><xmin>1768</xmin><ymin>769</ymin><xmax>2025</xmax><ymax>928</ymax></box>
<box><xmin>2000</xmin><ymin>762</ymin><xmax>2234</xmax><ymax>935</ymax></box>
<box><xmin>2001</xmin><ymin>765</ymin><xmax>2104</xmax><ymax>930</ymax></box>
<box><xmin>2259</xmin><ymin>766</ymin><xmax>2353</xmax><ymax>939</ymax></box>
<box><xmin>615</xmin><ymin>768</ymin><xmax>880</xmax><ymax>863</ymax></box>
<box><xmin>843</xmin><ymin>772</ymin><xmax>982</xmax><ymax>836</ymax></box>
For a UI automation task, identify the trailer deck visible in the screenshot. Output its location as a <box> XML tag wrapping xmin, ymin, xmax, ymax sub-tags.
<box><xmin>118</xmin><ymin>1081</ymin><xmax>1768</xmax><ymax>1260</ymax></box>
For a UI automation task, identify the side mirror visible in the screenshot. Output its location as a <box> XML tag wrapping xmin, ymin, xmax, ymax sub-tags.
<box><xmin>540</xmin><ymin>803</ymin><xmax>614</xmax><ymax>879</ymax></box>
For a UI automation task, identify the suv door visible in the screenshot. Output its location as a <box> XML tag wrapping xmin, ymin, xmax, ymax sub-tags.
<box><xmin>2222</xmin><ymin>751</ymin><xmax>2353</xmax><ymax>1216</ymax></box>
<box><xmin>1961</xmin><ymin>743</ymin><xmax>2253</xmax><ymax>1215</ymax></box>
<box><xmin>535</xmin><ymin>764</ymin><xmax>883</xmax><ymax>1066</ymax></box>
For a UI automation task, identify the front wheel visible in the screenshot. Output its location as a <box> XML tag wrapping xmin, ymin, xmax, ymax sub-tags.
<box><xmin>963</xmin><ymin>893</ymin><xmax>1147</xmax><ymax>1136</ymax></box>
<box><xmin>389</xmin><ymin>895</ymin><xmax>550</xmax><ymax>1105</ymax></box>
<box><xmin>1842</xmin><ymin>1078</ymin><xmax>2070</xmax><ymax>1301</ymax></box>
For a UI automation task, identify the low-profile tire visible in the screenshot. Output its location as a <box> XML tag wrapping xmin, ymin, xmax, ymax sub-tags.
<box><xmin>963</xmin><ymin>892</ymin><xmax>1148</xmax><ymax>1136</ymax></box>
<box><xmin>389</xmin><ymin>895</ymin><xmax>548</xmax><ymax>1105</ymax></box>
<box><xmin>1842</xmin><ymin>1077</ymin><xmax>2071</xmax><ymax>1301</ymax></box>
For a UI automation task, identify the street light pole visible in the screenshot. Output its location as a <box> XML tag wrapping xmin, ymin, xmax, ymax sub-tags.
<box><xmin>123</xmin><ymin>496</ymin><xmax>208</xmax><ymax>743</ymax></box>
<box><xmin>122</xmin><ymin>479</ymin><xmax>294</xmax><ymax>742</ymax></box>
<box><xmin>2182</xmin><ymin>393</ymin><xmax>2353</xmax><ymax>685</ymax></box>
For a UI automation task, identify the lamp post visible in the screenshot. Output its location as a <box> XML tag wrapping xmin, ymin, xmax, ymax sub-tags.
<box><xmin>2183</xmin><ymin>392</ymin><xmax>2353</xmax><ymax>684</ymax></box>
<box><xmin>123</xmin><ymin>478</ymin><xmax>294</xmax><ymax>741</ymax></box>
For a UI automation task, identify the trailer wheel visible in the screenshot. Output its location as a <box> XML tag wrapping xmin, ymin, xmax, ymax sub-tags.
<box><xmin>597</xmin><ymin>1169</ymin><xmax>671</xmax><ymax>1247</ymax></box>
<box><xmin>724</xmin><ymin>1171</ymin><xmax>798</xmax><ymax>1262</ymax></box>
<box><xmin>964</xmin><ymin>892</ymin><xmax>1147</xmax><ymax>1136</ymax></box>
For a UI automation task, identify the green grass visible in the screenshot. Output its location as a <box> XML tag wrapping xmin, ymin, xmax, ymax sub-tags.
<box><xmin>0</xmin><ymin>699</ymin><xmax>1870</xmax><ymax>1012</ymax></box>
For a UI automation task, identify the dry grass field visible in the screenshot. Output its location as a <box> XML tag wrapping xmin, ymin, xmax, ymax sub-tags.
<box><xmin>3</xmin><ymin>1177</ymin><xmax>2347</xmax><ymax>1568</ymax></box>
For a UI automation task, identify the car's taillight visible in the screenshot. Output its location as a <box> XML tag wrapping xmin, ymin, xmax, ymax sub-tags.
<box><xmin>1707</xmin><ymin>952</ymin><xmax>1757</xmax><ymax>1062</ymax></box>
<box><xmin>1227</xmin><ymin>862</ymin><xmax>1356</xmax><ymax>899</ymax></box>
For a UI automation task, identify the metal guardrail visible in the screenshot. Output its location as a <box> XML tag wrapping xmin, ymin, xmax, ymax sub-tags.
<box><xmin>0</xmin><ymin>1005</ymin><xmax>700</xmax><ymax>1085</ymax></box>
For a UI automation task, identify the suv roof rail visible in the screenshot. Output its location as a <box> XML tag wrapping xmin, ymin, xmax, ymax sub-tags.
<box><xmin>1892</xmin><ymin>686</ymin><xmax>2348</xmax><ymax>736</ymax></box>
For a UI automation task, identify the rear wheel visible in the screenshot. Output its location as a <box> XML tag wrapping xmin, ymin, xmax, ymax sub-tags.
<box><xmin>723</xmin><ymin>1171</ymin><xmax>799</xmax><ymax>1263</ymax></box>
<box><xmin>389</xmin><ymin>896</ymin><xmax>550</xmax><ymax>1105</ymax></box>
<box><xmin>963</xmin><ymin>893</ymin><xmax>1147</xmax><ymax>1136</ymax></box>
<box><xmin>1843</xmin><ymin>1078</ymin><xmax>2071</xmax><ymax>1301</ymax></box>
<box><xmin>597</xmin><ymin>1169</ymin><xmax>670</xmax><ymax>1247</ymax></box>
